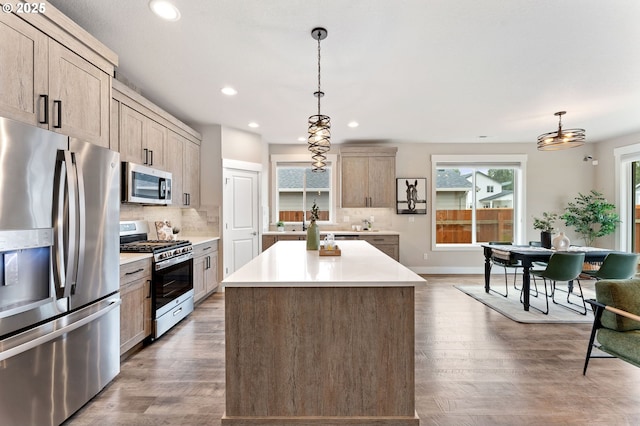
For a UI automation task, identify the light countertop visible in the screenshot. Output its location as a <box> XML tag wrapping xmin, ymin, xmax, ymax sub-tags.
<box><xmin>119</xmin><ymin>252</ymin><xmax>152</xmax><ymax>265</ymax></box>
<box><xmin>223</xmin><ymin>240</ymin><xmax>424</xmax><ymax>288</ymax></box>
<box><xmin>185</xmin><ymin>236</ymin><xmax>220</xmax><ymax>245</ymax></box>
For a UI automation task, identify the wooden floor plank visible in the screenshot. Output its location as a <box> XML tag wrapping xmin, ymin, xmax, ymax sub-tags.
<box><xmin>65</xmin><ymin>275</ymin><xmax>640</xmax><ymax>425</ymax></box>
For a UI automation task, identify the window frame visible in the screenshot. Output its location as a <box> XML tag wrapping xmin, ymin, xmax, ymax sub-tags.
<box><xmin>431</xmin><ymin>154</ymin><xmax>527</xmax><ymax>250</ymax></box>
<box><xmin>614</xmin><ymin>143</ymin><xmax>640</xmax><ymax>252</ymax></box>
<box><xmin>270</xmin><ymin>154</ymin><xmax>338</xmax><ymax>225</ymax></box>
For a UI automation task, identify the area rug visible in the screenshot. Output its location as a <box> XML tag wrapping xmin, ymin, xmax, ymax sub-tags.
<box><xmin>455</xmin><ymin>283</ymin><xmax>595</xmax><ymax>324</ymax></box>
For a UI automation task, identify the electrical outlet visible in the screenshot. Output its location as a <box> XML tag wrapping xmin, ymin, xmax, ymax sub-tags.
<box><xmin>369</xmin><ymin>215</ymin><xmax>375</xmax><ymax>223</ymax></box>
<box><xmin>343</xmin><ymin>216</ymin><xmax>350</xmax><ymax>222</ymax></box>
<box><xmin>409</xmin><ymin>216</ymin><xmax>415</xmax><ymax>223</ymax></box>
<box><xmin>423</xmin><ymin>253</ymin><xmax>428</xmax><ymax>260</ymax></box>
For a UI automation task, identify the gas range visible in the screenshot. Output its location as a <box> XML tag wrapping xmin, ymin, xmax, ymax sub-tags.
<box><xmin>119</xmin><ymin>221</ymin><xmax>193</xmax><ymax>269</ymax></box>
<box><xmin>120</xmin><ymin>220</ymin><xmax>195</xmax><ymax>340</ymax></box>
<box><xmin>120</xmin><ymin>239</ymin><xmax>193</xmax><ymax>264</ymax></box>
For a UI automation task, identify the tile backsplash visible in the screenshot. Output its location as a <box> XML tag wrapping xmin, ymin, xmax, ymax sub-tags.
<box><xmin>120</xmin><ymin>204</ymin><xmax>220</xmax><ymax>238</ymax></box>
<box><xmin>273</xmin><ymin>207</ymin><xmax>393</xmax><ymax>232</ymax></box>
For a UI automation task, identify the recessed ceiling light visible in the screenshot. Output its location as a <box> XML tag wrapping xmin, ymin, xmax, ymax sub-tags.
<box><xmin>248</xmin><ymin>122</ymin><xmax>259</xmax><ymax>128</ymax></box>
<box><xmin>149</xmin><ymin>0</ymin><xmax>181</xmax><ymax>22</ymax></box>
<box><xmin>347</xmin><ymin>121</ymin><xmax>359</xmax><ymax>128</ymax></box>
<box><xmin>297</xmin><ymin>137</ymin><xmax>306</xmax><ymax>142</ymax></box>
<box><xmin>221</xmin><ymin>87</ymin><xmax>237</xmax><ymax>96</ymax></box>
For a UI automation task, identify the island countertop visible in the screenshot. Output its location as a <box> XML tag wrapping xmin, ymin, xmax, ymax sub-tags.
<box><xmin>223</xmin><ymin>240</ymin><xmax>424</xmax><ymax>287</ymax></box>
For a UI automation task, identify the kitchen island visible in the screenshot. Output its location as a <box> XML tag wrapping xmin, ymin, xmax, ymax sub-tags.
<box><xmin>222</xmin><ymin>240</ymin><xmax>424</xmax><ymax>425</ymax></box>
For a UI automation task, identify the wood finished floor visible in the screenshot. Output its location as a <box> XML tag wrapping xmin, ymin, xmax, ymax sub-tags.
<box><xmin>65</xmin><ymin>275</ymin><xmax>640</xmax><ymax>425</ymax></box>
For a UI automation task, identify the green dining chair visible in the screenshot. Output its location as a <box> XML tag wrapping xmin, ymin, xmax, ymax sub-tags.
<box><xmin>529</xmin><ymin>252</ymin><xmax>586</xmax><ymax>315</ymax></box>
<box><xmin>488</xmin><ymin>241</ymin><xmax>521</xmax><ymax>297</ymax></box>
<box><xmin>582</xmin><ymin>252</ymin><xmax>639</xmax><ymax>280</ymax></box>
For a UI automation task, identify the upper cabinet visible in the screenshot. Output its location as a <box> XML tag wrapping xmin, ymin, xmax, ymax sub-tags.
<box><xmin>119</xmin><ymin>103</ymin><xmax>166</xmax><ymax>169</ymax></box>
<box><xmin>113</xmin><ymin>80</ymin><xmax>201</xmax><ymax>207</ymax></box>
<box><xmin>0</xmin><ymin>9</ymin><xmax>116</xmax><ymax>147</ymax></box>
<box><xmin>341</xmin><ymin>146</ymin><xmax>397</xmax><ymax>208</ymax></box>
<box><xmin>166</xmin><ymin>130</ymin><xmax>200</xmax><ymax>208</ymax></box>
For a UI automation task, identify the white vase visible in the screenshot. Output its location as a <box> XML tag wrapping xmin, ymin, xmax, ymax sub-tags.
<box><xmin>552</xmin><ymin>232</ymin><xmax>570</xmax><ymax>251</ymax></box>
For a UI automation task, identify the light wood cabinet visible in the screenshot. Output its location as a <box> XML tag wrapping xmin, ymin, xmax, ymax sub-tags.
<box><xmin>47</xmin><ymin>40</ymin><xmax>111</xmax><ymax>147</ymax></box>
<box><xmin>0</xmin><ymin>12</ymin><xmax>113</xmax><ymax>147</ymax></box>
<box><xmin>183</xmin><ymin>140</ymin><xmax>200</xmax><ymax>208</ymax></box>
<box><xmin>0</xmin><ymin>13</ymin><xmax>47</xmax><ymax>125</ymax></box>
<box><xmin>166</xmin><ymin>131</ymin><xmax>185</xmax><ymax>206</ymax></box>
<box><xmin>119</xmin><ymin>104</ymin><xmax>166</xmax><ymax>169</ymax></box>
<box><xmin>341</xmin><ymin>146</ymin><xmax>397</xmax><ymax>208</ymax></box>
<box><xmin>193</xmin><ymin>240</ymin><xmax>219</xmax><ymax>303</ymax></box>
<box><xmin>359</xmin><ymin>234</ymin><xmax>400</xmax><ymax>261</ymax></box>
<box><xmin>166</xmin><ymin>131</ymin><xmax>200</xmax><ymax>208</ymax></box>
<box><xmin>119</xmin><ymin>258</ymin><xmax>152</xmax><ymax>356</ymax></box>
<box><xmin>262</xmin><ymin>233</ymin><xmax>399</xmax><ymax>261</ymax></box>
<box><xmin>113</xmin><ymin>80</ymin><xmax>201</xmax><ymax>205</ymax></box>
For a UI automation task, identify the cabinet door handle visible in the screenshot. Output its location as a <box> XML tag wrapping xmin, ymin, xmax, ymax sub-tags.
<box><xmin>125</xmin><ymin>268</ymin><xmax>144</xmax><ymax>275</ymax></box>
<box><xmin>53</xmin><ymin>100</ymin><xmax>62</xmax><ymax>128</ymax></box>
<box><xmin>149</xmin><ymin>150</ymin><xmax>153</xmax><ymax>166</ymax></box>
<box><xmin>187</xmin><ymin>193</ymin><xmax>190</xmax><ymax>205</ymax></box>
<box><xmin>147</xmin><ymin>279</ymin><xmax>152</xmax><ymax>298</ymax></box>
<box><xmin>143</xmin><ymin>148</ymin><xmax>149</xmax><ymax>165</ymax></box>
<box><xmin>39</xmin><ymin>95</ymin><xmax>49</xmax><ymax>124</ymax></box>
<box><xmin>206</xmin><ymin>256</ymin><xmax>211</xmax><ymax>269</ymax></box>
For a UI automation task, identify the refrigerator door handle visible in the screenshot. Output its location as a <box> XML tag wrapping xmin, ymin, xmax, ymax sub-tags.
<box><xmin>53</xmin><ymin>150</ymin><xmax>80</xmax><ymax>299</ymax></box>
<box><xmin>74</xmin><ymin>150</ymin><xmax>87</xmax><ymax>297</ymax></box>
<box><xmin>52</xmin><ymin>152</ymin><xmax>67</xmax><ymax>294</ymax></box>
<box><xmin>0</xmin><ymin>298</ymin><xmax>120</xmax><ymax>362</ymax></box>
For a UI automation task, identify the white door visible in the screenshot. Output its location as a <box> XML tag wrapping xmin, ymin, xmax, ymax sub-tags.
<box><xmin>223</xmin><ymin>167</ymin><xmax>260</xmax><ymax>277</ymax></box>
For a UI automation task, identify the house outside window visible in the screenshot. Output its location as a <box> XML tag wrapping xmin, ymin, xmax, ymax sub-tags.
<box><xmin>431</xmin><ymin>155</ymin><xmax>526</xmax><ymax>247</ymax></box>
<box><xmin>271</xmin><ymin>154</ymin><xmax>337</xmax><ymax>224</ymax></box>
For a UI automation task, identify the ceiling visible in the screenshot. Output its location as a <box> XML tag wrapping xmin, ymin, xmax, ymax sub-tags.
<box><xmin>48</xmin><ymin>0</ymin><xmax>640</xmax><ymax>146</ymax></box>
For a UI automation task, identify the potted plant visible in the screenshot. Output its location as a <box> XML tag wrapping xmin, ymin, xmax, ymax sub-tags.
<box><xmin>561</xmin><ymin>190</ymin><xmax>620</xmax><ymax>247</ymax></box>
<box><xmin>532</xmin><ymin>212</ymin><xmax>558</xmax><ymax>248</ymax></box>
<box><xmin>276</xmin><ymin>220</ymin><xmax>285</xmax><ymax>232</ymax></box>
<box><xmin>306</xmin><ymin>201</ymin><xmax>320</xmax><ymax>250</ymax></box>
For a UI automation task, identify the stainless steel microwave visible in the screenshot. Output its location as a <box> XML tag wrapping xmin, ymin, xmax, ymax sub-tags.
<box><xmin>122</xmin><ymin>162</ymin><xmax>172</xmax><ymax>205</ymax></box>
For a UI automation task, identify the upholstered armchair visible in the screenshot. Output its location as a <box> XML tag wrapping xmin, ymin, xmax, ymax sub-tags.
<box><xmin>584</xmin><ymin>279</ymin><xmax>640</xmax><ymax>374</ymax></box>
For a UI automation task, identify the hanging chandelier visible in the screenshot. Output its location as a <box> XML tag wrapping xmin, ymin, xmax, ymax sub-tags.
<box><xmin>536</xmin><ymin>111</ymin><xmax>585</xmax><ymax>151</ymax></box>
<box><xmin>308</xmin><ymin>27</ymin><xmax>331</xmax><ymax>172</ymax></box>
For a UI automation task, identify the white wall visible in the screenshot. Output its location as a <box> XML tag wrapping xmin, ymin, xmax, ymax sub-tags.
<box><xmin>269</xmin><ymin>140</ymin><xmax>600</xmax><ymax>273</ymax></box>
<box><xmin>221</xmin><ymin>126</ymin><xmax>263</xmax><ymax>164</ymax></box>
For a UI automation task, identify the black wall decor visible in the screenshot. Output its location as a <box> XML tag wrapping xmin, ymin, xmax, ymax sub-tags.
<box><xmin>396</xmin><ymin>178</ymin><xmax>427</xmax><ymax>214</ymax></box>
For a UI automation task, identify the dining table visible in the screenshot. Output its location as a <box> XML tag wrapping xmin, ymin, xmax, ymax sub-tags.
<box><xmin>481</xmin><ymin>244</ymin><xmax>613</xmax><ymax>311</ymax></box>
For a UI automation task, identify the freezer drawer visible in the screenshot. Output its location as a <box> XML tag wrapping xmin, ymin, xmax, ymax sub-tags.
<box><xmin>0</xmin><ymin>297</ymin><xmax>121</xmax><ymax>426</ymax></box>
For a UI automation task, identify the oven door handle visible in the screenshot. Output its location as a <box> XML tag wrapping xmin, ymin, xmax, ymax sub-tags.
<box><xmin>154</xmin><ymin>252</ymin><xmax>193</xmax><ymax>271</ymax></box>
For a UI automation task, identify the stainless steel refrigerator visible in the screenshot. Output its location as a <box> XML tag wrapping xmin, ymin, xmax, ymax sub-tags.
<box><xmin>0</xmin><ymin>117</ymin><xmax>121</xmax><ymax>425</ymax></box>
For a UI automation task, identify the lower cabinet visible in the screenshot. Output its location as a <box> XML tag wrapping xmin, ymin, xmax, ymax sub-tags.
<box><xmin>262</xmin><ymin>234</ymin><xmax>400</xmax><ymax>261</ymax></box>
<box><xmin>119</xmin><ymin>258</ymin><xmax>152</xmax><ymax>356</ymax></box>
<box><xmin>193</xmin><ymin>240</ymin><xmax>219</xmax><ymax>303</ymax></box>
<box><xmin>262</xmin><ymin>234</ymin><xmax>306</xmax><ymax>251</ymax></box>
<box><xmin>359</xmin><ymin>235</ymin><xmax>400</xmax><ymax>262</ymax></box>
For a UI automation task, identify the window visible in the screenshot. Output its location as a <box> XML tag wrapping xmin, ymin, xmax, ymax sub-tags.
<box><xmin>614</xmin><ymin>144</ymin><xmax>640</xmax><ymax>252</ymax></box>
<box><xmin>431</xmin><ymin>155</ymin><xmax>526</xmax><ymax>247</ymax></box>
<box><xmin>271</xmin><ymin>154</ymin><xmax>337</xmax><ymax>224</ymax></box>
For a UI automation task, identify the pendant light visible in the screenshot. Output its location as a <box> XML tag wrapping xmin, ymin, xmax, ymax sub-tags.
<box><xmin>308</xmin><ymin>27</ymin><xmax>331</xmax><ymax>172</ymax></box>
<box><xmin>537</xmin><ymin>111</ymin><xmax>585</xmax><ymax>151</ymax></box>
